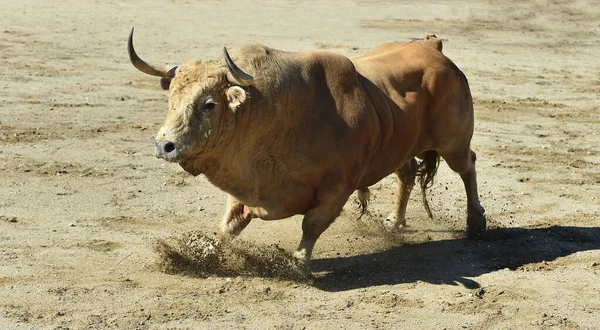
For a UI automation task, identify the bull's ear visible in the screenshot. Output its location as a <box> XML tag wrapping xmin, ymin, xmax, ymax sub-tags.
<box><xmin>159</xmin><ymin>66</ymin><xmax>178</xmax><ymax>90</ymax></box>
<box><xmin>160</xmin><ymin>77</ymin><xmax>172</xmax><ymax>90</ymax></box>
<box><xmin>225</xmin><ymin>86</ymin><xmax>247</xmax><ymax>112</ymax></box>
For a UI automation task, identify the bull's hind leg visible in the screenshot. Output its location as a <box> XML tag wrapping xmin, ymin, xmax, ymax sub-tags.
<box><xmin>218</xmin><ymin>194</ymin><xmax>254</xmax><ymax>236</ymax></box>
<box><xmin>385</xmin><ymin>158</ymin><xmax>418</xmax><ymax>230</ymax></box>
<box><xmin>441</xmin><ymin>148</ymin><xmax>486</xmax><ymax>238</ymax></box>
<box><xmin>356</xmin><ymin>187</ymin><xmax>371</xmax><ymax>216</ymax></box>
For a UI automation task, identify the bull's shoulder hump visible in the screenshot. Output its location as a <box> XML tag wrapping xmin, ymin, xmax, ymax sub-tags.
<box><xmin>296</xmin><ymin>51</ymin><xmax>356</xmax><ymax>74</ymax></box>
<box><xmin>228</xmin><ymin>44</ymin><xmax>301</xmax><ymax>79</ymax></box>
<box><xmin>229</xmin><ymin>44</ymin><xmax>281</xmax><ymax>66</ymax></box>
<box><xmin>237</xmin><ymin>44</ymin><xmax>277</xmax><ymax>57</ymax></box>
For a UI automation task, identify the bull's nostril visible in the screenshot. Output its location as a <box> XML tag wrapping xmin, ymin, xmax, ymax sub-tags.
<box><xmin>164</xmin><ymin>142</ymin><xmax>176</xmax><ymax>153</ymax></box>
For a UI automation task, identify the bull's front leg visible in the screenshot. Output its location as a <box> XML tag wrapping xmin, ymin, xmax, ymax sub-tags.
<box><xmin>294</xmin><ymin>188</ymin><xmax>352</xmax><ymax>263</ymax></box>
<box><xmin>218</xmin><ymin>194</ymin><xmax>254</xmax><ymax>237</ymax></box>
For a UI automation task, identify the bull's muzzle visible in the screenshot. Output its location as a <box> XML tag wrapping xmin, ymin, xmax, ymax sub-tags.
<box><xmin>155</xmin><ymin>140</ymin><xmax>179</xmax><ymax>161</ymax></box>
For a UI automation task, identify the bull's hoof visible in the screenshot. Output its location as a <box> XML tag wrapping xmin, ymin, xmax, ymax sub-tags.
<box><xmin>215</xmin><ymin>229</ymin><xmax>236</xmax><ymax>242</ymax></box>
<box><xmin>217</xmin><ymin>222</ymin><xmax>239</xmax><ymax>238</ymax></box>
<box><xmin>383</xmin><ymin>216</ymin><xmax>407</xmax><ymax>232</ymax></box>
<box><xmin>466</xmin><ymin>214</ymin><xmax>486</xmax><ymax>239</ymax></box>
<box><xmin>355</xmin><ymin>189</ymin><xmax>370</xmax><ymax>218</ymax></box>
<box><xmin>293</xmin><ymin>250</ymin><xmax>310</xmax><ymax>265</ymax></box>
<box><xmin>354</xmin><ymin>200</ymin><xmax>367</xmax><ymax>215</ymax></box>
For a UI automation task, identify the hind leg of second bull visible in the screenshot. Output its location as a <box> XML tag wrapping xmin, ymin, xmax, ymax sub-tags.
<box><xmin>442</xmin><ymin>148</ymin><xmax>486</xmax><ymax>238</ymax></box>
<box><xmin>386</xmin><ymin>158</ymin><xmax>417</xmax><ymax>230</ymax></box>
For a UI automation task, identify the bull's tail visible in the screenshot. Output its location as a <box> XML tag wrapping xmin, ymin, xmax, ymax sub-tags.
<box><xmin>417</xmin><ymin>150</ymin><xmax>440</xmax><ymax>219</ymax></box>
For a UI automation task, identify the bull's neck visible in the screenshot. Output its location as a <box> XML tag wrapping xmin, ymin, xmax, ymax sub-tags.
<box><xmin>183</xmin><ymin>100</ymin><xmax>258</xmax><ymax>193</ymax></box>
<box><xmin>189</xmin><ymin>133</ymin><xmax>254</xmax><ymax>194</ymax></box>
<box><xmin>200</xmin><ymin>151</ymin><xmax>253</xmax><ymax>199</ymax></box>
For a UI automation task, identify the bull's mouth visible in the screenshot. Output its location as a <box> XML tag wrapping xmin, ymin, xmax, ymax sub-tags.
<box><xmin>178</xmin><ymin>157</ymin><xmax>203</xmax><ymax>176</ymax></box>
<box><xmin>161</xmin><ymin>153</ymin><xmax>183</xmax><ymax>163</ymax></box>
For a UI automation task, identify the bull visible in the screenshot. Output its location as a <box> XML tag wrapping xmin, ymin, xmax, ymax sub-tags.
<box><xmin>127</xmin><ymin>28</ymin><xmax>486</xmax><ymax>263</ymax></box>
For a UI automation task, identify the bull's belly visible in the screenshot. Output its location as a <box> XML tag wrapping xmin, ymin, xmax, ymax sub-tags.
<box><xmin>230</xmin><ymin>183</ymin><xmax>315</xmax><ymax>220</ymax></box>
<box><xmin>358</xmin><ymin>150</ymin><xmax>416</xmax><ymax>188</ymax></box>
<box><xmin>358</xmin><ymin>131</ymin><xmax>431</xmax><ymax>188</ymax></box>
<box><xmin>358</xmin><ymin>166</ymin><xmax>399</xmax><ymax>188</ymax></box>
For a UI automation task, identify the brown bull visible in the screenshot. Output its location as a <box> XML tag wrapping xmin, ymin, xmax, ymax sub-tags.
<box><xmin>128</xmin><ymin>28</ymin><xmax>485</xmax><ymax>262</ymax></box>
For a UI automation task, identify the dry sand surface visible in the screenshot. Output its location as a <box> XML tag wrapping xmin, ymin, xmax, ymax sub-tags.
<box><xmin>1</xmin><ymin>0</ymin><xmax>600</xmax><ymax>329</ymax></box>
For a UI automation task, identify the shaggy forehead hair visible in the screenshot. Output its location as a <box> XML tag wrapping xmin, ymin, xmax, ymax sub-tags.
<box><xmin>171</xmin><ymin>59</ymin><xmax>228</xmax><ymax>95</ymax></box>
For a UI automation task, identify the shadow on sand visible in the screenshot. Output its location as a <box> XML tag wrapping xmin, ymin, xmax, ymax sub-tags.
<box><xmin>311</xmin><ymin>226</ymin><xmax>600</xmax><ymax>292</ymax></box>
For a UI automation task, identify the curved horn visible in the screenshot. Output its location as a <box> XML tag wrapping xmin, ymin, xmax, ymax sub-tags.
<box><xmin>128</xmin><ymin>27</ymin><xmax>173</xmax><ymax>78</ymax></box>
<box><xmin>223</xmin><ymin>47</ymin><xmax>254</xmax><ymax>86</ymax></box>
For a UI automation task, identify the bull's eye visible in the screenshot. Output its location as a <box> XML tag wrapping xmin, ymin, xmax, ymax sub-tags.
<box><xmin>204</xmin><ymin>97</ymin><xmax>216</xmax><ymax>110</ymax></box>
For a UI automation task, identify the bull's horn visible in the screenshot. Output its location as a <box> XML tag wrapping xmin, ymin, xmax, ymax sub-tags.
<box><xmin>128</xmin><ymin>27</ymin><xmax>173</xmax><ymax>78</ymax></box>
<box><xmin>223</xmin><ymin>47</ymin><xmax>254</xmax><ymax>86</ymax></box>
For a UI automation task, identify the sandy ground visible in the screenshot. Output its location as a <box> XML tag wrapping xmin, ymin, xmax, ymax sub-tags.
<box><xmin>1</xmin><ymin>0</ymin><xmax>599</xmax><ymax>329</ymax></box>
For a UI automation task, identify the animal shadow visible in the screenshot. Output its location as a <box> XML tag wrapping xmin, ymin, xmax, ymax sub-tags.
<box><xmin>311</xmin><ymin>226</ymin><xmax>600</xmax><ymax>292</ymax></box>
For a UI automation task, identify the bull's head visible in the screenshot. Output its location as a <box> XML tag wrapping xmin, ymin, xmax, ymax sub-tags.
<box><xmin>127</xmin><ymin>28</ymin><xmax>253</xmax><ymax>172</ymax></box>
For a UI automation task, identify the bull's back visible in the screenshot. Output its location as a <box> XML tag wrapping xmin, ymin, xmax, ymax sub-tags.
<box><xmin>356</xmin><ymin>36</ymin><xmax>442</xmax><ymax>61</ymax></box>
<box><xmin>353</xmin><ymin>40</ymin><xmax>450</xmax><ymax>89</ymax></box>
<box><xmin>352</xmin><ymin>40</ymin><xmax>471</xmax><ymax>187</ymax></box>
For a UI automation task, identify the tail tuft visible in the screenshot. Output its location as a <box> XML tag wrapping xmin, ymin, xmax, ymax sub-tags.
<box><xmin>417</xmin><ymin>150</ymin><xmax>440</xmax><ymax>219</ymax></box>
